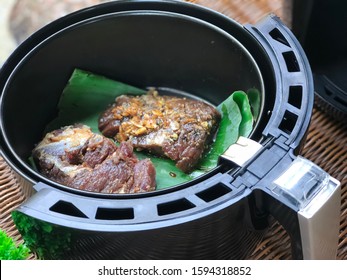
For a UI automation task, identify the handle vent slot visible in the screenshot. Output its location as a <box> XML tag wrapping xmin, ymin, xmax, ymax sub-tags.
<box><xmin>288</xmin><ymin>85</ymin><xmax>303</xmax><ymax>109</ymax></box>
<box><xmin>196</xmin><ymin>183</ymin><xmax>232</xmax><ymax>202</ymax></box>
<box><xmin>157</xmin><ymin>198</ymin><xmax>195</xmax><ymax>216</ymax></box>
<box><xmin>269</xmin><ymin>28</ymin><xmax>290</xmax><ymax>47</ymax></box>
<box><xmin>279</xmin><ymin>110</ymin><xmax>298</xmax><ymax>135</ymax></box>
<box><xmin>282</xmin><ymin>51</ymin><xmax>300</xmax><ymax>72</ymax></box>
<box><xmin>95</xmin><ymin>207</ymin><xmax>134</xmax><ymax>220</ymax></box>
<box><xmin>50</xmin><ymin>200</ymin><xmax>87</xmax><ymax>218</ymax></box>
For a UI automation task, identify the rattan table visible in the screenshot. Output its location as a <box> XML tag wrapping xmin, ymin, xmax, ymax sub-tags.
<box><xmin>0</xmin><ymin>0</ymin><xmax>346</xmax><ymax>260</ymax></box>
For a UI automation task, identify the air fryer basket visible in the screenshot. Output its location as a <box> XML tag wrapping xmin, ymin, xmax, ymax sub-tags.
<box><xmin>0</xmin><ymin>10</ymin><xmax>265</xmax><ymax>195</ymax></box>
<box><xmin>0</xmin><ymin>0</ymin><xmax>340</xmax><ymax>259</ymax></box>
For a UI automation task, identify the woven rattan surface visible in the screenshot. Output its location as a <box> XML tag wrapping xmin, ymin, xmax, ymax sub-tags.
<box><xmin>0</xmin><ymin>0</ymin><xmax>346</xmax><ymax>260</ymax></box>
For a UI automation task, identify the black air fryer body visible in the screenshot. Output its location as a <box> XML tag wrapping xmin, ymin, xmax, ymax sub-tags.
<box><xmin>0</xmin><ymin>0</ymin><xmax>341</xmax><ymax>259</ymax></box>
<box><xmin>291</xmin><ymin>0</ymin><xmax>347</xmax><ymax>120</ymax></box>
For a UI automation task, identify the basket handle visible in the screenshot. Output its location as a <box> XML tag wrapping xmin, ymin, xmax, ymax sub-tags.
<box><xmin>220</xmin><ymin>135</ymin><xmax>341</xmax><ymax>259</ymax></box>
<box><xmin>259</xmin><ymin>156</ymin><xmax>341</xmax><ymax>259</ymax></box>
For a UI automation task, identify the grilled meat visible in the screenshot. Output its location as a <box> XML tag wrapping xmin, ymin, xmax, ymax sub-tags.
<box><xmin>99</xmin><ymin>90</ymin><xmax>221</xmax><ymax>172</ymax></box>
<box><xmin>32</xmin><ymin>124</ymin><xmax>156</xmax><ymax>193</ymax></box>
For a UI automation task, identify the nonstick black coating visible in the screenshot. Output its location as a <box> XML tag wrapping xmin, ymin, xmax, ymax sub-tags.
<box><xmin>0</xmin><ymin>10</ymin><xmax>264</xmax><ymax>194</ymax></box>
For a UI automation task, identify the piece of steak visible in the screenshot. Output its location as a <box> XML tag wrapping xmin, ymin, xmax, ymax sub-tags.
<box><xmin>32</xmin><ymin>124</ymin><xmax>156</xmax><ymax>193</ymax></box>
<box><xmin>99</xmin><ymin>90</ymin><xmax>221</xmax><ymax>173</ymax></box>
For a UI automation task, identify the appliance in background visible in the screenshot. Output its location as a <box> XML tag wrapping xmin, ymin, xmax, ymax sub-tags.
<box><xmin>291</xmin><ymin>0</ymin><xmax>347</xmax><ymax>121</ymax></box>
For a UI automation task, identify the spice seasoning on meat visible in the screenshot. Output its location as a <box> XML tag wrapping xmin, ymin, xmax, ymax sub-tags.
<box><xmin>99</xmin><ymin>90</ymin><xmax>221</xmax><ymax>173</ymax></box>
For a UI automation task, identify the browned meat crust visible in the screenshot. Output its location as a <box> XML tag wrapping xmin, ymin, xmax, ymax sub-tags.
<box><xmin>32</xmin><ymin>124</ymin><xmax>156</xmax><ymax>193</ymax></box>
<box><xmin>99</xmin><ymin>90</ymin><xmax>221</xmax><ymax>173</ymax></box>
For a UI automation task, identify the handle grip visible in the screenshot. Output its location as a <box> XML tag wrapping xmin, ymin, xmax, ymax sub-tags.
<box><xmin>261</xmin><ymin>156</ymin><xmax>341</xmax><ymax>259</ymax></box>
<box><xmin>221</xmin><ymin>137</ymin><xmax>341</xmax><ymax>259</ymax></box>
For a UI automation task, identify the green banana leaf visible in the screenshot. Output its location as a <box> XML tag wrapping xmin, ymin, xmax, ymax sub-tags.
<box><xmin>198</xmin><ymin>91</ymin><xmax>253</xmax><ymax>170</ymax></box>
<box><xmin>46</xmin><ymin>69</ymin><xmax>146</xmax><ymax>133</ymax></box>
<box><xmin>44</xmin><ymin>69</ymin><xmax>256</xmax><ymax>190</ymax></box>
<box><xmin>247</xmin><ymin>88</ymin><xmax>261</xmax><ymax>121</ymax></box>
